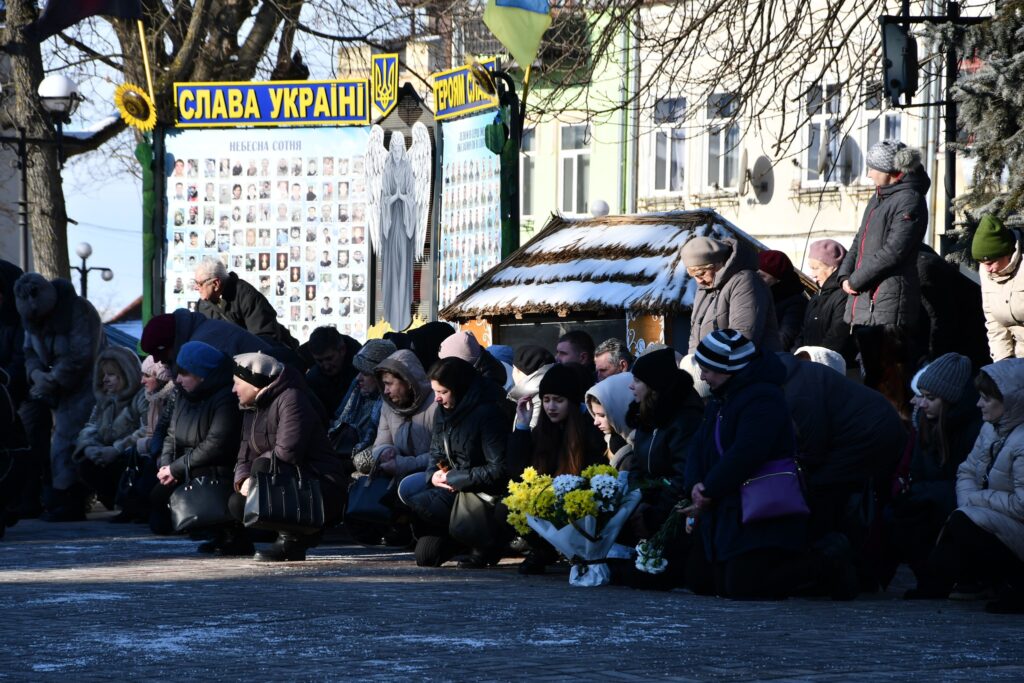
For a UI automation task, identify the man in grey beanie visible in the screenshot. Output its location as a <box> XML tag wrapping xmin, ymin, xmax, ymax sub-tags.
<box><xmin>837</xmin><ymin>139</ymin><xmax>929</xmax><ymax>330</ymax></box>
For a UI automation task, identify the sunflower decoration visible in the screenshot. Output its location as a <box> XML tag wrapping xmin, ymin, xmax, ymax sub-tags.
<box><xmin>115</xmin><ymin>83</ymin><xmax>157</xmax><ymax>132</ymax></box>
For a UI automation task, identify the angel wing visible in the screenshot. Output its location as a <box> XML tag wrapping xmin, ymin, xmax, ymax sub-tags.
<box><xmin>364</xmin><ymin>124</ymin><xmax>388</xmax><ymax>255</ymax></box>
<box><xmin>408</xmin><ymin>121</ymin><xmax>432</xmax><ymax>260</ymax></box>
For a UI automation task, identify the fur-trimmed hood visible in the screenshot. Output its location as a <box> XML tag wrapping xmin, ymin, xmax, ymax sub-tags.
<box><xmin>375</xmin><ymin>349</ymin><xmax>433</xmax><ymax>417</ymax></box>
<box><xmin>93</xmin><ymin>345</ymin><xmax>142</xmax><ymax>402</ymax></box>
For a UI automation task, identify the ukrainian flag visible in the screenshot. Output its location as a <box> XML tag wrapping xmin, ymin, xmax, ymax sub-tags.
<box><xmin>483</xmin><ymin>0</ymin><xmax>552</xmax><ymax>69</ymax></box>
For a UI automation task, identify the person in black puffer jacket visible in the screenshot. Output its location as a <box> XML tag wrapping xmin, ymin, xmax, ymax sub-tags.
<box><xmin>406</xmin><ymin>357</ymin><xmax>508</xmax><ymax>568</ymax></box>
<box><xmin>795</xmin><ymin>239</ymin><xmax>854</xmax><ymax>362</ymax></box>
<box><xmin>758</xmin><ymin>250</ymin><xmax>808</xmax><ymax>352</ymax></box>
<box><xmin>625</xmin><ymin>347</ymin><xmax>704</xmax><ymax>538</ymax></box>
<box><xmin>151</xmin><ymin>341</ymin><xmax>244</xmax><ymax>554</ymax></box>
<box><xmin>837</xmin><ymin>140</ymin><xmax>929</xmax><ymax>331</ymax></box>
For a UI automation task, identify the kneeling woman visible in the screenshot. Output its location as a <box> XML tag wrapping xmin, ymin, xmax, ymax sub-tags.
<box><xmin>508</xmin><ymin>363</ymin><xmax>606</xmax><ymax>573</ymax></box>
<box><xmin>906</xmin><ymin>359</ymin><xmax>1024</xmax><ymax>613</ymax></box>
<box><xmin>404</xmin><ymin>357</ymin><xmax>508</xmax><ymax>568</ymax></box>
<box><xmin>686</xmin><ymin>330</ymin><xmax>850</xmax><ymax>600</ymax></box>
<box><xmin>73</xmin><ymin>346</ymin><xmax>147</xmax><ymax>512</ymax></box>
<box><xmin>151</xmin><ymin>342</ymin><xmax>243</xmax><ymax>553</ymax></box>
<box><xmin>231</xmin><ymin>352</ymin><xmax>347</xmax><ymax>561</ymax></box>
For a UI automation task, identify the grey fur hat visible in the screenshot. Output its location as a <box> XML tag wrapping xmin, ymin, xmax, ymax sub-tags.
<box><xmin>866</xmin><ymin>140</ymin><xmax>922</xmax><ymax>175</ymax></box>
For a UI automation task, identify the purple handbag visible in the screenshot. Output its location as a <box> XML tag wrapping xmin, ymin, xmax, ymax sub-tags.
<box><xmin>715</xmin><ymin>414</ymin><xmax>810</xmax><ymax>524</ymax></box>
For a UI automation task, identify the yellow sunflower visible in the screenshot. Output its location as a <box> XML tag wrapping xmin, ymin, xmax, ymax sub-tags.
<box><xmin>115</xmin><ymin>83</ymin><xmax>157</xmax><ymax>132</ymax></box>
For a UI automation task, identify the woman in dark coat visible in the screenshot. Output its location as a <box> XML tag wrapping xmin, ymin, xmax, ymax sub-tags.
<box><xmin>757</xmin><ymin>250</ymin><xmax>808</xmax><ymax>351</ymax></box>
<box><xmin>230</xmin><ymin>351</ymin><xmax>345</xmax><ymax>562</ymax></box>
<box><xmin>686</xmin><ymin>330</ymin><xmax>856</xmax><ymax>600</ymax></box>
<box><xmin>406</xmin><ymin>357</ymin><xmax>508</xmax><ymax>568</ymax></box>
<box><xmin>889</xmin><ymin>353</ymin><xmax>980</xmax><ymax>582</ymax></box>
<box><xmin>150</xmin><ymin>342</ymin><xmax>243</xmax><ymax>552</ymax></box>
<box><xmin>626</xmin><ymin>347</ymin><xmax>704</xmax><ymax>535</ymax></box>
<box><xmin>837</xmin><ymin>140</ymin><xmax>929</xmax><ymax>330</ymax></box>
<box><xmin>794</xmin><ymin>239</ymin><xmax>853</xmax><ymax>361</ymax></box>
<box><xmin>507</xmin><ymin>363</ymin><xmax>605</xmax><ymax>574</ymax></box>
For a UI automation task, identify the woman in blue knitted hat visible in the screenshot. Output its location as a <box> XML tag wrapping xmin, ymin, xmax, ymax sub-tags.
<box><xmin>149</xmin><ymin>341</ymin><xmax>245</xmax><ymax>556</ymax></box>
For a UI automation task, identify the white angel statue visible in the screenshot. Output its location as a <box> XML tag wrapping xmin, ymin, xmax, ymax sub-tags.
<box><xmin>364</xmin><ymin>122</ymin><xmax>431</xmax><ymax>331</ymax></box>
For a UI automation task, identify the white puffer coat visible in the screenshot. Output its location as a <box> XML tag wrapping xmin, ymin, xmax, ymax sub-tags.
<box><xmin>956</xmin><ymin>358</ymin><xmax>1024</xmax><ymax>560</ymax></box>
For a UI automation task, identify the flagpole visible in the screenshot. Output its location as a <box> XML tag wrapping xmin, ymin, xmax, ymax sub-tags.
<box><xmin>136</xmin><ymin>19</ymin><xmax>155</xmax><ymax>102</ymax></box>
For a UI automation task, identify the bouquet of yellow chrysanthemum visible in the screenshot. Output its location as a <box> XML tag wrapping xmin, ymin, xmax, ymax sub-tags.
<box><xmin>504</xmin><ymin>463</ymin><xmax>641</xmax><ymax>587</ymax></box>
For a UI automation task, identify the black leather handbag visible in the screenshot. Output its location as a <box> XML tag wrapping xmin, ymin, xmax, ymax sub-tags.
<box><xmin>243</xmin><ymin>454</ymin><xmax>325</xmax><ymax>535</ymax></box>
<box><xmin>168</xmin><ymin>456</ymin><xmax>234</xmax><ymax>532</ymax></box>
<box><xmin>449</xmin><ymin>490</ymin><xmax>499</xmax><ymax>549</ymax></box>
<box><xmin>442</xmin><ymin>435</ymin><xmax>499</xmax><ymax>548</ymax></box>
<box><xmin>345</xmin><ymin>471</ymin><xmax>394</xmax><ymax>524</ymax></box>
<box><xmin>116</xmin><ymin>447</ymin><xmax>157</xmax><ymax>512</ymax></box>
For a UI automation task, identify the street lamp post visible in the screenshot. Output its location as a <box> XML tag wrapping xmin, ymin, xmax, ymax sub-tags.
<box><xmin>0</xmin><ymin>74</ymin><xmax>82</xmax><ymax>270</ymax></box>
<box><xmin>70</xmin><ymin>242</ymin><xmax>113</xmax><ymax>300</ymax></box>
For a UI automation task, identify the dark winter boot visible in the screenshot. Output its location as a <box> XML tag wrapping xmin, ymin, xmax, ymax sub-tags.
<box><xmin>40</xmin><ymin>487</ymin><xmax>87</xmax><ymax>522</ymax></box>
<box><xmin>255</xmin><ymin>533</ymin><xmax>307</xmax><ymax>562</ymax></box>
<box><xmin>814</xmin><ymin>532</ymin><xmax>860</xmax><ymax>601</ymax></box>
<box><xmin>415</xmin><ymin>535</ymin><xmax>457</xmax><ymax>567</ymax></box>
<box><xmin>217</xmin><ymin>528</ymin><xmax>255</xmax><ymax>557</ymax></box>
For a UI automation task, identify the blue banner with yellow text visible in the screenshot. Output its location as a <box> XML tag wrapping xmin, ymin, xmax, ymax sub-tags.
<box><xmin>174</xmin><ymin>80</ymin><xmax>371</xmax><ymax>128</ymax></box>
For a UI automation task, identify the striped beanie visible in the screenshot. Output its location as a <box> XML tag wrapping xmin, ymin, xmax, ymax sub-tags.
<box><xmin>694</xmin><ymin>329</ymin><xmax>757</xmax><ymax>374</ymax></box>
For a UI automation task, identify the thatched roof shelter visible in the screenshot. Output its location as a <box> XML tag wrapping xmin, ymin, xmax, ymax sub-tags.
<box><xmin>440</xmin><ymin>209</ymin><xmax>772</xmax><ymax>322</ymax></box>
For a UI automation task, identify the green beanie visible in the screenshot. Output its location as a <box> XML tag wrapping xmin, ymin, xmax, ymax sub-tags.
<box><xmin>972</xmin><ymin>214</ymin><xmax>1015</xmax><ymax>261</ymax></box>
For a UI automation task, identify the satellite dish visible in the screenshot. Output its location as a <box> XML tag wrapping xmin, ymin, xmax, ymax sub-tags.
<box><xmin>751</xmin><ymin>155</ymin><xmax>775</xmax><ymax>204</ymax></box>
<box><xmin>738</xmin><ymin>148</ymin><xmax>749</xmax><ymax>196</ymax></box>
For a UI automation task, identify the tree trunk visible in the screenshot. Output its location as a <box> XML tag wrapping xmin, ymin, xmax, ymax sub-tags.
<box><xmin>5</xmin><ymin>0</ymin><xmax>70</xmax><ymax>279</ymax></box>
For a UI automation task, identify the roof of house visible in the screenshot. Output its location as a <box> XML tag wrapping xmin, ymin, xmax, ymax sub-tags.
<box><xmin>440</xmin><ymin>209</ymin><xmax>773</xmax><ymax>321</ymax></box>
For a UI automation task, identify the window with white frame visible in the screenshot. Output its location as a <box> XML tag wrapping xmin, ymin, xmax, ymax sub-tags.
<box><xmin>560</xmin><ymin>124</ymin><xmax>590</xmax><ymax>214</ymax></box>
<box><xmin>653</xmin><ymin>96</ymin><xmax>686</xmax><ymax>193</ymax></box>
<box><xmin>520</xmin><ymin>127</ymin><xmax>536</xmax><ymax>220</ymax></box>
<box><xmin>863</xmin><ymin>91</ymin><xmax>903</xmax><ymax>178</ymax></box>
<box><xmin>706</xmin><ymin>93</ymin><xmax>740</xmax><ymax>190</ymax></box>
<box><xmin>805</xmin><ymin>84</ymin><xmax>843</xmax><ymax>184</ymax></box>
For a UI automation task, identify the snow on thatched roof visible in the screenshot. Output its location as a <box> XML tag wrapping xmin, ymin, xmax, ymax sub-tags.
<box><xmin>440</xmin><ymin>209</ymin><xmax>768</xmax><ymax>320</ymax></box>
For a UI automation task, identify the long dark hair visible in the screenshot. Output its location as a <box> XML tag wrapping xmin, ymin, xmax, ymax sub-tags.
<box><xmin>427</xmin><ymin>356</ymin><xmax>476</xmax><ymax>407</ymax></box>
<box><xmin>532</xmin><ymin>402</ymin><xmax>590</xmax><ymax>476</ymax></box>
<box><xmin>917</xmin><ymin>399</ymin><xmax>951</xmax><ymax>467</ymax></box>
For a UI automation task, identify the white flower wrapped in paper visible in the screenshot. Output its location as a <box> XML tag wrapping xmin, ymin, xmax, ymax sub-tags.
<box><xmin>590</xmin><ymin>474</ymin><xmax>623</xmax><ymax>512</ymax></box>
<box><xmin>527</xmin><ymin>476</ymin><xmax>642</xmax><ymax>588</ymax></box>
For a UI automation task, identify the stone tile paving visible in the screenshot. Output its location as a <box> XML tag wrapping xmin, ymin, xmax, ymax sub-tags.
<box><xmin>0</xmin><ymin>513</ymin><xmax>1021</xmax><ymax>681</ymax></box>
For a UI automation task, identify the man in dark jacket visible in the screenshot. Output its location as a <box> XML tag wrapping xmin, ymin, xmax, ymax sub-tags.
<box><xmin>0</xmin><ymin>260</ymin><xmax>40</xmax><ymax>519</ymax></box>
<box><xmin>230</xmin><ymin>351</ymin><xmax>345</xmax><ymax>562</ymax></box>
<box><xmin>775</xmin><ymin>352</ymin><xmax>906</xmax><ymax>542</ymax></box>
<box><xmin>915</xmin><ymin>244</ymin><xmax>990</xmax><ymax>369</ymax></box>
<box><xmin>305</xmin><ymin>326</ymin><xmax>361</xmax><ymax>416</ymax></box>
<box><xmin>141</xmin><ymin>309</ymin><xmax>280</xmax><ymax>369</ymax></box>
<box><xmin>14</xmin><ymin>274</ymin><xmax>106</xmax><ymax>521</ymax></box>
<box><xmin>193</xmin><ymin>258</ymin><xmax>299</xmax><ymax>351</ymax></box>
<box><xmin>838</xmin><ymin>140</ymin><xmax>929</xmax><ymax>330</ymax></box>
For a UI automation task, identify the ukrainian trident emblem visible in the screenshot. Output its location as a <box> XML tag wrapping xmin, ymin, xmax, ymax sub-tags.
<box><xmin>372</xmin><ymin>53</ymin><xmax>399</xmax><ymax>118</ymax></box>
